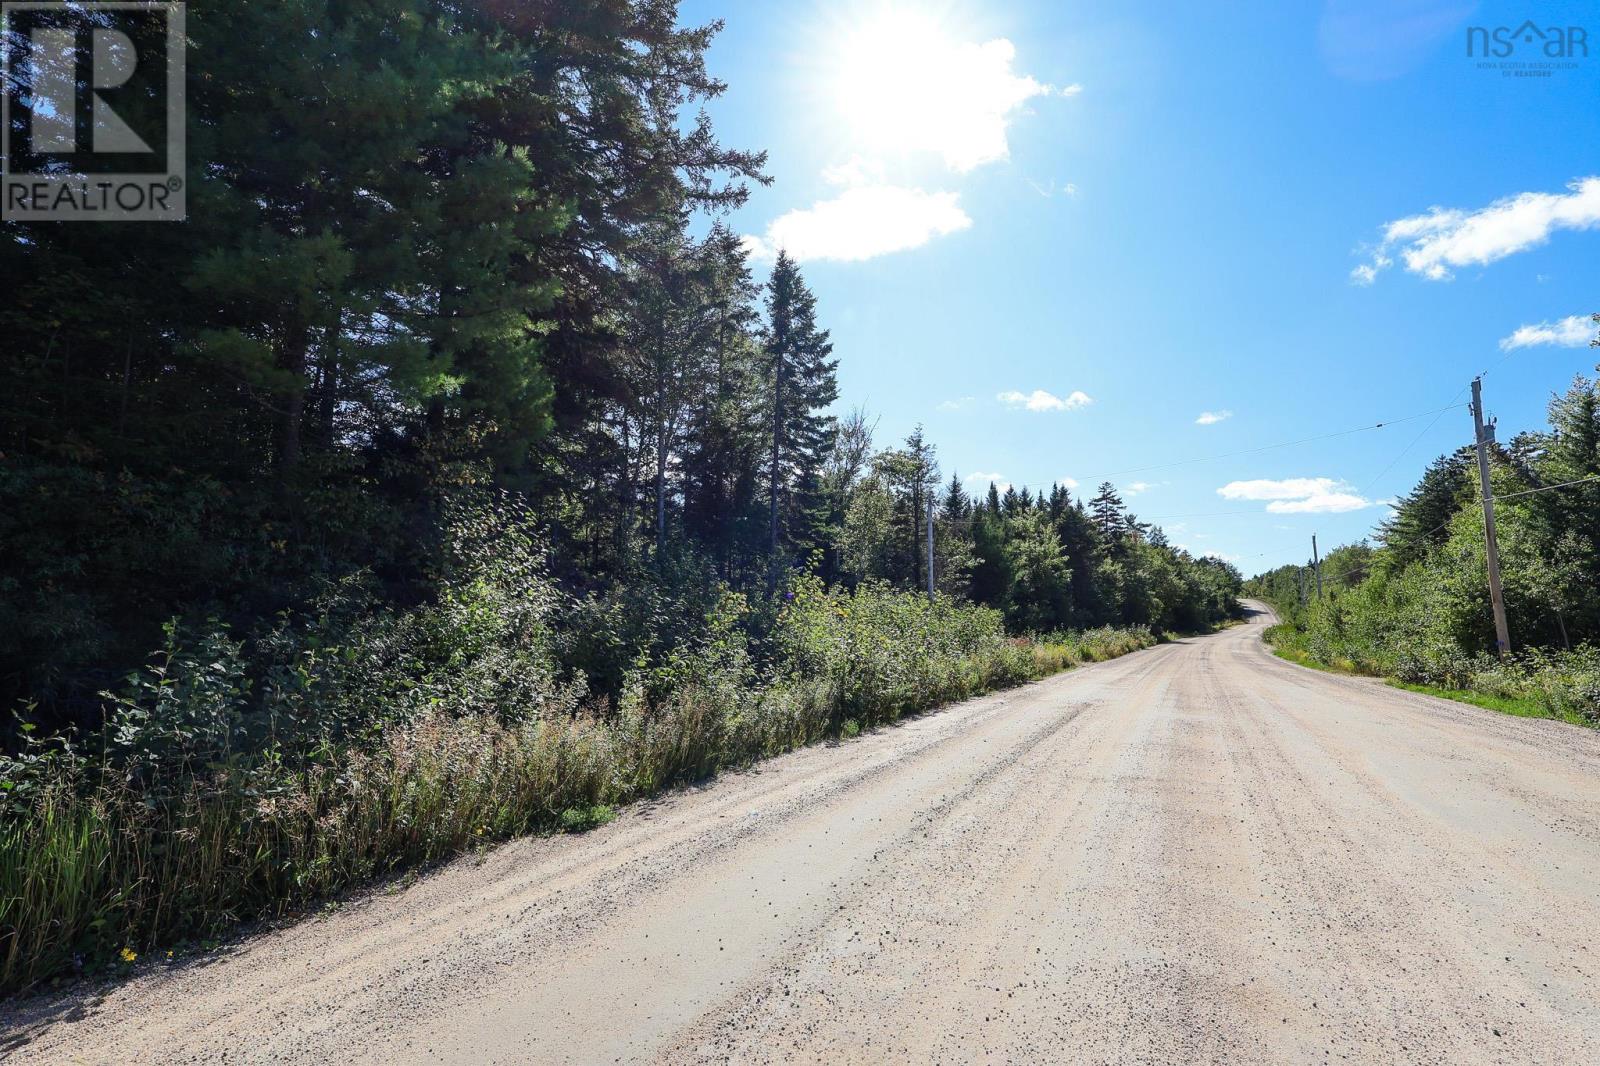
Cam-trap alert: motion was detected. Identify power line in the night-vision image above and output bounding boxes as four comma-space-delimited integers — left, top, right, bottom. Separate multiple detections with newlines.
1141, 506, 1262, 520
1239, 474, 1600, 573
1071, 401, 1469, 485
1492, 473, 1600, 502
1354, 384, 1470, 499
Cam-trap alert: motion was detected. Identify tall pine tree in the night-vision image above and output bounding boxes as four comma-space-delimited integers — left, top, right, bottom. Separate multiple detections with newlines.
763, 252, 838, 576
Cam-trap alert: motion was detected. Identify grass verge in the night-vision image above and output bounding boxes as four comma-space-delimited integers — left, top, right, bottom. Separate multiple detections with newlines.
1385, 681, 1593, 728
1263, 624, 1595, 729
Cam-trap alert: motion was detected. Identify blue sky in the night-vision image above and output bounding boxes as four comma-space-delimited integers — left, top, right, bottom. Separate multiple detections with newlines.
682, 0, 1600, 571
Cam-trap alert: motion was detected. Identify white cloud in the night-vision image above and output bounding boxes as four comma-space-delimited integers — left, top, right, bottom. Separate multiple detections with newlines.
744, 185, 972, 263
1499, 314, 1599, 351
833, 16, 1059, 173
820, 155, 888, 188
1055, 476, 1079, 490
1217, 477, 1374, 514
997, 388, 1092, 412
964, 471, 1010, 494
1353, 177, 1600, 283
937, 395, 977, 411
1027, 178, 1078, 199
1125, 481, 1153, 496
1195, 409, 1233, 426
747, 14, 1074, 268
1267, 493, 1371, 514
1219, 477, 1343, 501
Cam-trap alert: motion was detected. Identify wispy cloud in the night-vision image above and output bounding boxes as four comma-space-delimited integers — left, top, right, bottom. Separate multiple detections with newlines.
1217, 477, 1373, 514
937, 395, 977, 412
1026, 178, 1078, 199
997, 388, 1092, 412
964, 471, 1010, 494
819, 155, 888, 188
1055, 476, 1079, 490
1125, 481, 1153, 496
1195, 409, 1233, 426
1353, 177, 1600, 283
743, 186, 972, 263
1500, 314, 1599, 351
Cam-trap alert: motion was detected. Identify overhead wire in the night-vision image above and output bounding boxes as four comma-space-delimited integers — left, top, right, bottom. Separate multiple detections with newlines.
1068, 401, 1469, 486
1070, 363, 1590, 568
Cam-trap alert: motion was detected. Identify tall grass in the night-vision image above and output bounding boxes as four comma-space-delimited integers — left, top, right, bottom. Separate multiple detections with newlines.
0, 569, 1159, 996
1264, 621, 1600, 726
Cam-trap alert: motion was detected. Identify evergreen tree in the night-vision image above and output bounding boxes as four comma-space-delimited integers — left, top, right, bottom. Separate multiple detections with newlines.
1091, 482, 1129, 546
680, 224, 766, 577
901, 426, 939, 590
763, 252, 838, 572
1378, 448, 1474, 569
942, 475, 971, 523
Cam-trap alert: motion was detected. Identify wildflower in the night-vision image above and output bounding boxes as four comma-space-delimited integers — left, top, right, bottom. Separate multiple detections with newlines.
166, 950, 174, 960
120, 947, 137, 963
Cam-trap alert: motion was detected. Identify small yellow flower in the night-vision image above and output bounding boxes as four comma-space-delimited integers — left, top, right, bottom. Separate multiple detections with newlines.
120, 947, 137, 963
166, 951, 174, 960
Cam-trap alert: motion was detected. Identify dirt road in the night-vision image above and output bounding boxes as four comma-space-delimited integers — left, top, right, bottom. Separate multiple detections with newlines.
7, 604, 1600, 1064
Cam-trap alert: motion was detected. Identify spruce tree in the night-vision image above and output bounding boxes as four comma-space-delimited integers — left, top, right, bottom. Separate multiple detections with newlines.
763, 252, 838, 573
1091, 482, 1129, 545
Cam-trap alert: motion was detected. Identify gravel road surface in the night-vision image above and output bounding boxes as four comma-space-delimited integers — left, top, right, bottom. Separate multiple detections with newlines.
7, 603, 1599, 1064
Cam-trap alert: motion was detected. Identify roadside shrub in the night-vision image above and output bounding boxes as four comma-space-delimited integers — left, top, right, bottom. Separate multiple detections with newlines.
775, 576, 1030, 730
0, 525, 1163, 995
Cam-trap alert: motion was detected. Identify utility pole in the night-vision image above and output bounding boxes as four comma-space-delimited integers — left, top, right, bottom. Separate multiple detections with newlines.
926, 498, 936, 600
1471, 377, 1513, 656
1311, 535, 1323, 600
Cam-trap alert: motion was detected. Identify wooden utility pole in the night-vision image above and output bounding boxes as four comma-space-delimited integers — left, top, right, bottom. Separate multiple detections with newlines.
1471, 377, 1513, 656
926, 499, 936, 600
1311, 535, 1323, 600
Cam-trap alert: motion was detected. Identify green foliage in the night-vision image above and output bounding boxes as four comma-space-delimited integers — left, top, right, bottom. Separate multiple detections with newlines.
776, 576, 1033, 729
1249, 365, 1600, 727
0, 506, 1162, 994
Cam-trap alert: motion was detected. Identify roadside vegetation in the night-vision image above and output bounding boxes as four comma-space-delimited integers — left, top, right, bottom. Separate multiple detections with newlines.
0, 500, 1167, 994
0, 3, 1242, 994
1248, 360, 1600, 727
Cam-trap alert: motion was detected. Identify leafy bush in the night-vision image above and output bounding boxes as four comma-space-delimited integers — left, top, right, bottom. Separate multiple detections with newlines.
1264, 602, 1600, 727
0, 522, 1164, 994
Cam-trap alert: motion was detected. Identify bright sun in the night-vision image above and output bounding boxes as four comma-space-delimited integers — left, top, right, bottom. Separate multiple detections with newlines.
825, 4, 1049, 173
831, 8, 962, 151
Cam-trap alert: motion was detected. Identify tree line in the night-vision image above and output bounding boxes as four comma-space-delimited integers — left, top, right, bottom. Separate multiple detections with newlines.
1, 1, 1239, 737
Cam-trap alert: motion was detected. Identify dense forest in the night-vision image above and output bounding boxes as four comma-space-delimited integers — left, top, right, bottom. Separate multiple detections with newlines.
1247, 354, 1600, 724
0, 2, 1240, 992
